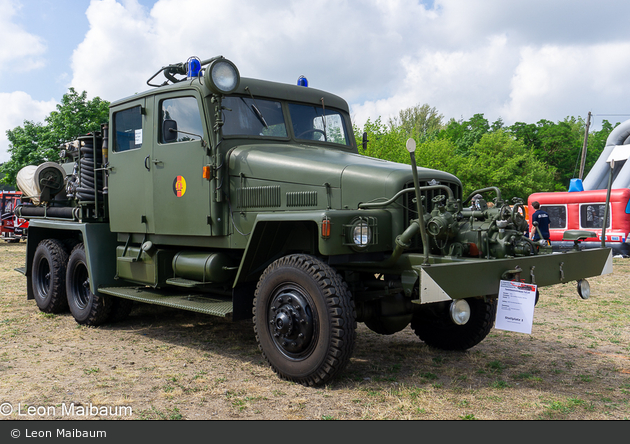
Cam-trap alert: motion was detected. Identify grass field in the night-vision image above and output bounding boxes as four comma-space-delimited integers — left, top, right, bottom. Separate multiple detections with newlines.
1, 241, 629, 420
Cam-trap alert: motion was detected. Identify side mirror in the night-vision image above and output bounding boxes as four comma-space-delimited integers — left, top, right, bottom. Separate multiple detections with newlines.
162, 119, 178, 143
362, 132, 369, 151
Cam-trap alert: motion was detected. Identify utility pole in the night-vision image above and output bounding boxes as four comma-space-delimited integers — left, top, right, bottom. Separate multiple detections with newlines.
579, 111, 592, 180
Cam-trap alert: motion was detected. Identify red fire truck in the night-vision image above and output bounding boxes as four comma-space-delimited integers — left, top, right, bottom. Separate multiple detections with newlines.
1, 191, 28, 242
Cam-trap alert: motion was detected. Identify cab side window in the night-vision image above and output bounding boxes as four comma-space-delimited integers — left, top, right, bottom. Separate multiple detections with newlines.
160, 97, 204, 144
113, 106, 143, 152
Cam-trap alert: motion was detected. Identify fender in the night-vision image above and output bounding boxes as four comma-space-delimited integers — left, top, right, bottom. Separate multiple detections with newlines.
233, 209, 392, 286
23, 220, 118, 297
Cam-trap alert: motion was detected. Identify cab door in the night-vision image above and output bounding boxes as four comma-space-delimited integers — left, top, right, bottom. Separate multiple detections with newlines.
108, 98, 155, 234
151, 91, 211, 236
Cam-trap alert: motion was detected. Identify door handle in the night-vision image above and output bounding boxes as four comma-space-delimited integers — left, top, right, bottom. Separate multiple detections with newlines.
152, 159, 164, 166
144, 155, 150, 171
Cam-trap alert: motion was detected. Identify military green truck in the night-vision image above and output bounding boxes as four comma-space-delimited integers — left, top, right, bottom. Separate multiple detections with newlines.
15, 55, 612, 386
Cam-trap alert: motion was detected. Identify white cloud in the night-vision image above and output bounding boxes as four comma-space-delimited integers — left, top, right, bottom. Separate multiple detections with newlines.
0, 92, 57, 163
0, 1, 54, 164
502, 43, 630, 124
70, 0, 156, 101
351, 33, 518, 126
68, 0, 630, 134
70, 0, 437, 103
0, 0, 47, 75
350, 0, 630, 129
6, 0, 630, 167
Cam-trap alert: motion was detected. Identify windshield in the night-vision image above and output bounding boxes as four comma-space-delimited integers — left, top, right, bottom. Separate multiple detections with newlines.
288, 103, 350, 146
222, 96, 287, 137
221, 95, 351, 147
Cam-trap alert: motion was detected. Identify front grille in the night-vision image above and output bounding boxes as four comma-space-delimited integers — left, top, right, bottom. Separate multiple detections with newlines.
403, 180, 462, 250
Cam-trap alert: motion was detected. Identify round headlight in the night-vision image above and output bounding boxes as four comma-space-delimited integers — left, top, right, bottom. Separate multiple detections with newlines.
352, 221, 372, 248
577, 279, 590, 300
450, 299, 471, 325
204, 58, 240, 94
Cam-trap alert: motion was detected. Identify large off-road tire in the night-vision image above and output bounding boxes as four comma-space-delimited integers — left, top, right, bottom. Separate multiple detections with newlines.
31, 239, 69, 313
253, 254, 357, 386
66, 243, 112, 326
410, 297, 497, 351
62, 238, 81, 254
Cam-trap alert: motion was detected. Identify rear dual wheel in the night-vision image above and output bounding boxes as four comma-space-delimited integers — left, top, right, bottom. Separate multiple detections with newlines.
31, 239, 69, 313
66, 243, 112, 326
65, 243, 133, 325
30, 239, 132, 324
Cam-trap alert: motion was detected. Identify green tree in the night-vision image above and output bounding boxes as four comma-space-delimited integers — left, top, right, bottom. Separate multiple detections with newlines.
355, 117, 464, 185
581, 119, 614, 179
414, 138, 462, 174
388, 103, 444, 142
507, 121, 540, 151
437, 113, 503, 153
537, 118, 583, 187
507, 117, 613, 190
1, 120, 48, 186
456, 131, 557, 201
355, 116, 552, 200
0, 88, 109, 186
354, 117, 408, 164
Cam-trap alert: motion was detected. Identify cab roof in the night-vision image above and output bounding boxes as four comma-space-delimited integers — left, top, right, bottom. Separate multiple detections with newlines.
111, 76, 350, 113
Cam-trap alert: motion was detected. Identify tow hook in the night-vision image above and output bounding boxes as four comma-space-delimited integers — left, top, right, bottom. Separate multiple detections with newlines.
501, 265, 522, 281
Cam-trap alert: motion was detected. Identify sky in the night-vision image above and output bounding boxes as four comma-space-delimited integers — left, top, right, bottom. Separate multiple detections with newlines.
1, 0, 630, 163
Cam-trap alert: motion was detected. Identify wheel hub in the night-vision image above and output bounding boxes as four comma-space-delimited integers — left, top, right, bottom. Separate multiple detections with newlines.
268, 289, 314, 356
274, 311, 292, 335
35, 260, 51, 298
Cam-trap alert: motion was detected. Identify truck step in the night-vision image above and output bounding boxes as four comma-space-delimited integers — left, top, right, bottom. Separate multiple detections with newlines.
98, 286, 233, 318
165, 277, 214, 288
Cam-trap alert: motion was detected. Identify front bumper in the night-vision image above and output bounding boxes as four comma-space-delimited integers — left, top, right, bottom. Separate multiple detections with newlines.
401, 248, 613, 303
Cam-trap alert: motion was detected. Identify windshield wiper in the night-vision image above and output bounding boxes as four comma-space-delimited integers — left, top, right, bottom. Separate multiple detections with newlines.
251, 104, 268, 129
244, 87, 269, 129
320, 97, 327, 136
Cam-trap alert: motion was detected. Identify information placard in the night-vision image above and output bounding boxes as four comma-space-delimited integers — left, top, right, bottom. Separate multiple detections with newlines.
495, 280, 537, 334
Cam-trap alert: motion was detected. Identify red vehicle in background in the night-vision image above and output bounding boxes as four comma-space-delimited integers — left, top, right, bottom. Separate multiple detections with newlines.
526, 117, 630, 257
527, 188, 630, 256
1, 191, 28, 242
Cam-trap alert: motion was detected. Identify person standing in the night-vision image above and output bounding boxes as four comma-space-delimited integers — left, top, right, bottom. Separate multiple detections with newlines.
530, 201, 550, 243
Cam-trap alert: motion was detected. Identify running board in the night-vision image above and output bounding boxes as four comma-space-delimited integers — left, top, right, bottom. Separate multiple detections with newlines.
98, 286, 233, 318
165, 277, 219, 288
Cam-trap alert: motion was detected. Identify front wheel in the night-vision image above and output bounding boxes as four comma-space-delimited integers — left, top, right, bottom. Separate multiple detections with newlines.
410, 297, 497, 351
66, 243, 112, 326
253, 254, 356, 386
